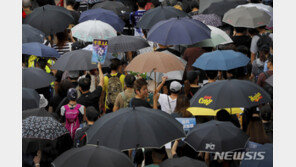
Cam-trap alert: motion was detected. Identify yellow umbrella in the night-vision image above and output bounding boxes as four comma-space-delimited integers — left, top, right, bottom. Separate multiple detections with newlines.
187, 107, 243, 116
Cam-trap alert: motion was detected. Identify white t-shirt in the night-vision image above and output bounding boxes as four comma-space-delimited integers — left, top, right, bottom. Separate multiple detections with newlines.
158, 94, 177, 115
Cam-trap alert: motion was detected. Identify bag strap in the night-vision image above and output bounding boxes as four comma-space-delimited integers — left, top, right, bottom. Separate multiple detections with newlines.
121, 92, 127, 102
74, 104, 81, 110
167, 95, 172, 113
129, 98, 134, 108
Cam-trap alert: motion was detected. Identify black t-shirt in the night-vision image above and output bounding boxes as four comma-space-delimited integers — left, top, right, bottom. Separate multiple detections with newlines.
187, 87, 200, 100
77, 86, 103, 111
231, 35, 251, 52
130, 98, 152, 108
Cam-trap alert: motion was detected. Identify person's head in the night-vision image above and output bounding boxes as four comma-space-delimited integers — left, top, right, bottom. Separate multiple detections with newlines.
216, 109, 232, 122
85, 106, 99, 123
66, 0, 75, 7
58, 79, 73, 97
110, 58, 122, 72
234, 27, 247, 34
174, 94, 192, 117
246, 116, 271, 144
187, 71, 199, 84
151, 147, 166, 164
267, 54, 273, 70
190, 1, 199, 11
170, 81, 182, 94
67, 88, 78, 101
260, 104, 272, 122
68, 71, 80, 81
78, 77, 91, 92
205, 70, 218, 80
36, 57, 48, 71
248, 28, 259, 36
56, 29, 69, 49
22, 0, 31, 9
137, 0, 147, 9
134, 78, 149, 99
258, 45, 270, 62
250, 0, 261, 3
125, 74, 136, 88
256, 25, 267, 32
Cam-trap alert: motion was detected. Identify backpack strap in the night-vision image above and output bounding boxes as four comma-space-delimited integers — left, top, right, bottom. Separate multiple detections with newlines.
64, 104, 70, 110
116, 73, 122, 78
74, 104, 81, 110
167, 95, 172, 113
121, 92, 127, 102
129, 98, 134, 108
107, 73, 112, 78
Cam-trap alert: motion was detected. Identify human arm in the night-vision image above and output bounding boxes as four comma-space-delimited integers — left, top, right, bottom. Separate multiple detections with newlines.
156, 76, 167, 93
98, 63, 104, 87
33, 150, 41, 167
171, 140, 179, 157
113, 93, 122, 112
153, 93, 160, 109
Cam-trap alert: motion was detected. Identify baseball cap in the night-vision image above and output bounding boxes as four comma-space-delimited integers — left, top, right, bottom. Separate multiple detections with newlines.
67, 88, 78, 101
170, 81, 182, 92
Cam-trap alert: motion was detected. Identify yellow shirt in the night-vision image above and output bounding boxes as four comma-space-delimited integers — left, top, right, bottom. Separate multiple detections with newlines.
103, 73, 125, 109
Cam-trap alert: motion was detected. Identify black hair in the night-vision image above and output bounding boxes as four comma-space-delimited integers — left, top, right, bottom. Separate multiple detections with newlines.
110, 58, 122, 71
86, 106, 99, 122
66, 0, 75, 6
260, 104, 272, 121
187, 71, 199, 84
205, 70, 218, 80
56, 29, 69, 49
124, 74, 136, 88
216, 109, 232, 122
58, 79, 73, 97
267, 54, 273, 64
190, 1, 199, 10
234, 27, 247, 34
78, 78, 91, 92
257, 34, 272, 53
36, 57, 48, 70
248, 28, 259, 36
250, 0, 261, 3
134, 149, 144, 165
137, 0, 147, 8
36, 0, 55, 6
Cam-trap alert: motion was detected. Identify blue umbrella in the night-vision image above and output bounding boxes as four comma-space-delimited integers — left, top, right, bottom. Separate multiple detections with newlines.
22, 42, 60, 58
22, 24, 45, 43
78, 8, 125, 32
147, 17, 211, 45
192, 50, 250, 71
241, 143, 273, 167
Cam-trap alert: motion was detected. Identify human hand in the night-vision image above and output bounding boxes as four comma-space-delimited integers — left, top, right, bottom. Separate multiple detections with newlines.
97, 62, 102, 70
33, 150, 41, 165
161, 76, 168, 83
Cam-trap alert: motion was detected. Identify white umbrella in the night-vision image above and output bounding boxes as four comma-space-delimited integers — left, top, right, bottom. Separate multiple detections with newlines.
147, 51, 187, 83
236, 3, 273, 28
72, 20, 117, 42
191, 25, 233, 47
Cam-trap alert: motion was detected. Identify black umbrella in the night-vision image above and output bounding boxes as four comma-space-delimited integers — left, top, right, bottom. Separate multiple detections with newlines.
24, 5, 74, 35
160, 156, 207, 167
52, 145, 134, 167
92, 1, 129, 16
240, 144, 273, 167
22, 116, 71, 153
136, 6, 188, 30
51, 50, 97, 71
86, 107, 185, 151
108, 35, 150, 53
189, 79, 272, 110
22, 88, 40, 111
22, 68, 56, 89
202, 0, 247, 18
22, 24, 45, 43
184, 120, 249, 152
22, 107, 54, 119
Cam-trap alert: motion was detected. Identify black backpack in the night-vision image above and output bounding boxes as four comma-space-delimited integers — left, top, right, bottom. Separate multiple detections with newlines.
257, 33, 273, 53
263, 72, 273, 99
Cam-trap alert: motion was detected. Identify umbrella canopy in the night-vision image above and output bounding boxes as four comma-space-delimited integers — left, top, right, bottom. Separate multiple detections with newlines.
192, 14, 222, 27
125, 52, 185, 73
222, 7, 271, 28
91, 1, 128, 16
240, 143, 273, 167
265, 75, 273, 87
189, 79, 272, 110
22, 42, 60, 58
52, 145, 134, 167
22, 116, 70, 152
51, 50, 97, 71
22, 88, 40, 111
22, 68, 56, 89
190, 25, 233, 47
192, 50, 250, 70
86, 107, 185, 151
160, 156, 207, 167
187, 107, 243, 116
108, 35, 150, 53
72, 20, 117, 42
198, 0, 239, 13
202, 0, 247, 18
137, 6, 188, 30
76, 0, 103, 4
184, 120, 249, 152
147, 17, 211, 45
24, 5, 74, 35
22, 107, 54, 119
22, 24, 45, 43
78, 8, 125, 32
236, 3, 273, 28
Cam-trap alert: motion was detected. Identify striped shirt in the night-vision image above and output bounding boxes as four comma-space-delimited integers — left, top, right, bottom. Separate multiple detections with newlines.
52, 42, 73, 56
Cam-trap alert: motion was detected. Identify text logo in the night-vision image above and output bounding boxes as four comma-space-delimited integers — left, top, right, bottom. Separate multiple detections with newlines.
249, 93, 263, 102
205, 143, 215, 150
214, 151, 266, 161
199, 96, 213, 106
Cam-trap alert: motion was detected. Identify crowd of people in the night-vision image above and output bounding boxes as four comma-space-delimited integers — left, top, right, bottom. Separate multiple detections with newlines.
22, 0, 273, 167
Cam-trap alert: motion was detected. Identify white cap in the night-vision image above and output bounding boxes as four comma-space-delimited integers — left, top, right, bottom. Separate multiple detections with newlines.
170, 81, 182, 92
